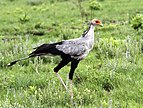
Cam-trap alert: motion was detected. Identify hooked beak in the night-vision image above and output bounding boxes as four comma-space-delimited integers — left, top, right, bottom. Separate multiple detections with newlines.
99, 23, 103, 27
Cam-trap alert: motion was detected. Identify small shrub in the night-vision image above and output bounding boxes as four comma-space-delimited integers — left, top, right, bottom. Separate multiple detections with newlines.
19, 13, 30, 24
130, 13, 143, 30
89, 0, 102, 10
102, 79, 114, 92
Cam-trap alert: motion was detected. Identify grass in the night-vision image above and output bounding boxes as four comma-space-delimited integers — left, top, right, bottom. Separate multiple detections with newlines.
0, 0, 143, 107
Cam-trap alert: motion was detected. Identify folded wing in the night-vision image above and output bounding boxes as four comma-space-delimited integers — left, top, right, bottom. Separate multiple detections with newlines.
56, 40, 88, 57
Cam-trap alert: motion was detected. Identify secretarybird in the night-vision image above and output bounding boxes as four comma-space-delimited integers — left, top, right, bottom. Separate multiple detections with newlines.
7, 19, 103, 98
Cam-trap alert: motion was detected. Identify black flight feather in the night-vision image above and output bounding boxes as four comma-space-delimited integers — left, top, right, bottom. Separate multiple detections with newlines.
29, 41, 64, 57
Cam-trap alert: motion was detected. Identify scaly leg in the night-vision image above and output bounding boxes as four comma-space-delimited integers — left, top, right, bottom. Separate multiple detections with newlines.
56, 73, 68, 91
66, 74, 69, 88
70, 79, 73, 99
69, 60, 80, 104
70, 80, 74, 105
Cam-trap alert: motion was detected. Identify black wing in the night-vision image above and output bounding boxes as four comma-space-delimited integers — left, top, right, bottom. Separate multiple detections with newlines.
29, 41, 64, 57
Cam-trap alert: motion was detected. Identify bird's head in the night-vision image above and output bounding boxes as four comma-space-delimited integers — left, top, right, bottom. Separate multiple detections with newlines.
90, 19, 103, 26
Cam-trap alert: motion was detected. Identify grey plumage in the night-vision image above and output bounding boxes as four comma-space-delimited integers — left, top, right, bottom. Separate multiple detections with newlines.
56, 39, 88, 59
56, 24, 95, 60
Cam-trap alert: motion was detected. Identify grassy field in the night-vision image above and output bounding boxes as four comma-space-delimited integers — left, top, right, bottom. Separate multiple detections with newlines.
0, 0, 143, 107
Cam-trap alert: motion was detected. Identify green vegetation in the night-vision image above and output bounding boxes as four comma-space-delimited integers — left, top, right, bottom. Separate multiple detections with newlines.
130, 13, 143, 30
89, 0, 102, 10
0, 0, 143, 107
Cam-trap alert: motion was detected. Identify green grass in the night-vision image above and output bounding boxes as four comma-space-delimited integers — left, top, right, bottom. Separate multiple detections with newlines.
0, 0, 143, 107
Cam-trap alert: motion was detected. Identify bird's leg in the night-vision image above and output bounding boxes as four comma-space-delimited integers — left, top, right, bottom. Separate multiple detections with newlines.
69, 59, 80, 104
66, 74, 69, 88
69, 79, 74, 106
54, 56, 71, 90
69, 79, 73, 99
55, 73, 68, 91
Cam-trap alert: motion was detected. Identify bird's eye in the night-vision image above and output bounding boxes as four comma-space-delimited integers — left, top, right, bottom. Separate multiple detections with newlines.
95, 20, 100, 23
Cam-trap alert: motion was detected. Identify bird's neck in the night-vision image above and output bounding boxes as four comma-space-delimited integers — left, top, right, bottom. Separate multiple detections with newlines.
82, 24, 95, 38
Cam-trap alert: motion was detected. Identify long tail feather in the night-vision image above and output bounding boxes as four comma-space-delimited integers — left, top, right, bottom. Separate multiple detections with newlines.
7, 42, 63, 67
7, 57, 30, 67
